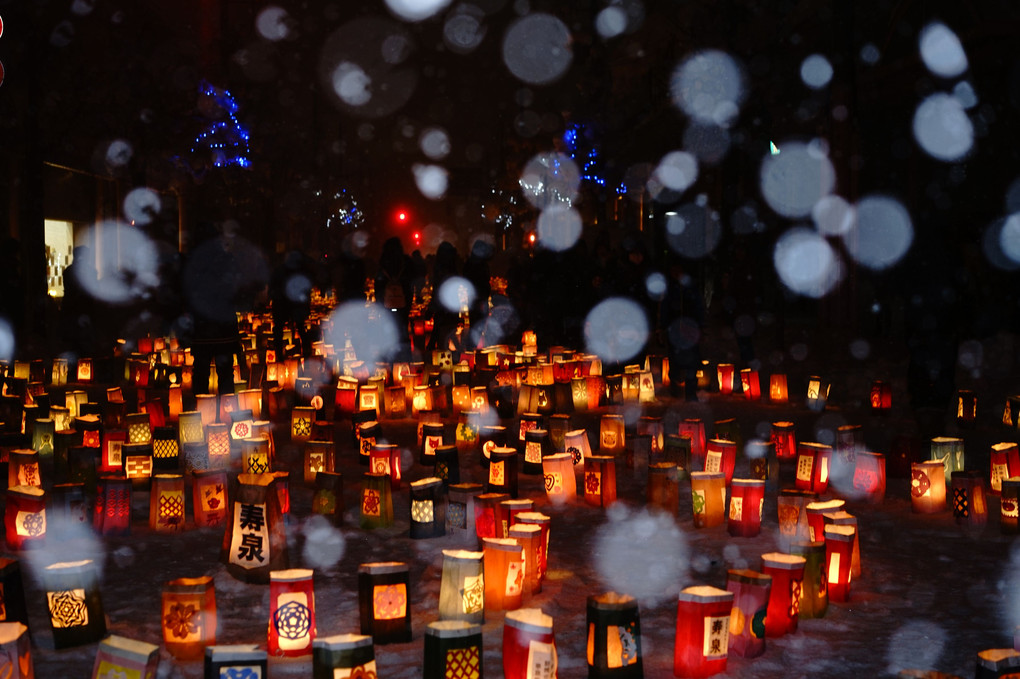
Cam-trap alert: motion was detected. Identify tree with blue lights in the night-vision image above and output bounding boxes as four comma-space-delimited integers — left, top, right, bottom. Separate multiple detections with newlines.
191, 79, 251, 169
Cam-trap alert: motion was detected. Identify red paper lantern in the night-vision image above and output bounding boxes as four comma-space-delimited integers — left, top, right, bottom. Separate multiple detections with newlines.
739, 368, 761, 400
725, 569, 771, 658
870, 379, 892, 412
727, 479, 765, 537
674, 585, 734, 678
704, 439, 737, 485
483, 538, 525, 612
990, 442, 1020, 495
794, 442, 832, 493
823, 525, 856, 602
268, 568, 316, 657
761, 553, 806, 637
503, 608, 556, 679
4, 486, 47, 551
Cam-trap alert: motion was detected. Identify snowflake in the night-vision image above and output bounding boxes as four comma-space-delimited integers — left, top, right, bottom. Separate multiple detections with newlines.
585, 472, 601, 495
272, 600, 311, 640
164, 602, 199, 639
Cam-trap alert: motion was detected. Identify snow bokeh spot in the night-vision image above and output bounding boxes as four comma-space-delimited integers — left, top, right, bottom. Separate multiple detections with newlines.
520, 152, 581, 210
842, 195, 914, 270
760, 140, 837, 219
584, 297, 649, 363
123, 188, 161, 227
413, 163, 448, 199
800, 54, 833, 89
420, 127, 451, 160
536, 205, 583, 252
885, 620, 947, 675
774, 227, 842, 298
595, 505, 689, 605
670, 49, 746, 127
502, 13, 573, 85
324, 302, 400, 365
437, 276, 477, 313
74, 222, 160, 304
301, 515, 346, 570
255, 6, 293, 41
385, 0, 452, 22
913, 93, 973, 162
919, 21, 968, 78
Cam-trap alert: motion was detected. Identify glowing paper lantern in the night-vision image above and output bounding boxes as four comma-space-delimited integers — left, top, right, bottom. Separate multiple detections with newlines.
268, 568, 316, 657
125, 412, 152, 446
311, 471, 344, 526
482, 537, 525, 612
542, 453, 576, 505
930, 436, 965, 484
740, 368, 761, 400
204, 645, 267, 678
823, 510, 861, 578
240, 437, 271, 475
76, 357, 93, 384
439, 549, 485, 624
178, 411, 205, 446
447, 482, 484, 544
424, 620, 483, 679
788, 540, 827, 619
193, 469, 229, 528
991, 442, 1020, 495
93, 475, 131, 536
823, 524, 856, 602
600, 414, 626, 455
360, 472, 393, 529
479, 424, 507, 468
911, 460, 946, 513
91, 635, 159, 679
728, 479, 765, 537
4, 486, 46, 551
648, 462, 680, 516
690, 471, 726, 529
0, 622, 32, 678
32, 418, 55, 458
805, 375, 830, 411
586, 592, 642, 677
497, 499, 534, 539
503, 608, 556, 679
509, 523, 543, 595
150, 473, 187, 533
725, 569, 771, 658
956, 389, 978, 425
679, 419, 707, 470
795, 442, 832, 493
455, 411, 480, 454
356, 420, 381, 467
487, 446, 519, 498
7, 450, 40, 489
564, 428, 592, 470
976, 648, 1020, 678
43, 559, 106, 648
410, 477, 445, 539
584, 455, 617, 508
760, 553, 806, 637
769, 374, 788, 403
637, 416, 664, 464
674, 585, 734, 678
523, 428, 548, 476
852, 451, 886, 504
290, 406, 316, 443
221, 473, 287, 583
952, 470, 988, 529
1002, 478, 1020, 534
704, 439, 737, 485
303, 440, 335, 486
806, 499, 844, 542
870, 379, 891, 412
421, 421, 446, 466
358, 561, 411, 644
162, 575, 217, 660
716, 363, 736, 394
312, 633, 376, 678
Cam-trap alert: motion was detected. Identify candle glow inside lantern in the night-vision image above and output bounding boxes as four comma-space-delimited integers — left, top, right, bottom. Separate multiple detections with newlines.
870, 379, 892, 412
952, 470, 988, 529
360, 472, 393, 529
564, 428, 592, 471
410, 477, 445, 539
740, 368, 761, 400
852, 451, 886, 503
193, 469, 229, 528
43, 559, 106, 648
679, 419, 707, 470
91, 635, 159, 679
483, 537, 525, 612
991, 442, 1020, 495
728, 479, 765, 537
930, 436, 965, 483
509, 523, 543, 595
94, 475, 132, 536
805, 375, 830, 411
439, 549, 485, 624
911, 460, 946, 513
760, 553, 806, 637
479, 424, 507, 467
956, 389, 978, 424
5, 486, 47, 551
503, 608, 557, 679
421, 421, 446, 465
487, 446, 519, 498
289, 406, 316, 443
424, 620, 484, 679
704, 439, 737, 485
221, 473, 287, 583
542, 453, 576, 505
725, 569, 771, 658
648, 462, 680, 516
1001, 478, 1020, 534
600, 414, 626, 455
716, 363, 735, 395
769, 373, 788, 403
823, 510, 861, 578
523, 428, 548, 476
357, 420, 382, 467
312, 633, 376, 678
434, 444, 460, 489
586, 592, 642, 677
162, 575, 217, 660
447, 483, 484, 543
795, 442, 832, 493
150, 473, 187, 533
205, 644, 266, 679
584, 455, 617, 508
7, 450, 40, 489
358, 561, 412, 644
823, 524, 856, 602
770, 421, 796, 460
268, 568, 316, 657
806, 499, 844, 542
788, 540, 828, 619
674, 585, 734, 678
303, 440, 335, 486
690, 471, 727, 529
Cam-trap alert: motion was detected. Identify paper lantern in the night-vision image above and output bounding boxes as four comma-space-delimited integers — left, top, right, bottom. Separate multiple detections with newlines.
522, 428, 548, 476
268, 568, 316, 657
1002, 478, 1020, 534
431, 444, 459, 490
503, 608, 556, 679
746, 440, 778, 491
911, 460, 946, 513
587, 592, 642, 677
312, 633, 375, 679
358, 380, 382, 413
0, 622, 31, 678
424, 621, 483, 679
929, 436, 965, 484
358, 561, 411, 644
360, 472, 393, 529
204, 644, 267, 679
497, 499, 534, 539
727, 479, 765, 537
32, 417, 55, 458
823, 510, 861, 578
303, 440, 335, 486
509, 523, 543, 595
4, 486, 46, 551
690, 471, 726, 529
674, 585, 733, 678
991, 442, 1020, 495
0, 558, 30, 630
584, 455, 617, 508
852, 451, 886, 504
240, 437, 271, 475
150, 473, 187, 533
178, 411, 205, 447
663, 435, 692, 476
311, 471, 344, 526
193, 469, 229, 528
384, 385, 408, 419
805, 375, 830, 411
952, 470, 988, 529
93, 475, 131, 536
91, 635, 159, 679
716, 363, 735, 394
795, 442, 832, 493
162, 575, 217, 660
76, 357, 93, 383
870, 379, 892, 412
542, 453, 576, 505
648, 462, 680, 516
290, 406, 316, 444
455, 410, 480, 454
725, 569, 771, 658
788, 541, 827, 619
679, 419, 707, 470
823, 524, 856, 602
356, 420, 381, 467
769, 373, 788, 403
447, 483, 484, 543
636, 416, 664, 464
410, 477, 445, 539
221, 473, 287, 583
334, 376, 359, 415
956, 389, 978, 425
421, 421, 446, 466
487, 446, 519, 498
600, 414, 626, 457
439, 549, 485, 623
704, 439, 737, 485
806, 499, 844, 542
43, 559, 106, 648
479, 424, 507, 468
833, 424, 862, 482
976, 649, 1020, 678
125, 412, 152, 446
7, 450, 40, 489
152, 426, 180, 471
564, 428, 592, 470
474, 492, 509, 544
413, 385, 434, 415
760, 553, 806, 637
740, 368, 761, 400
482, 537, 525, 612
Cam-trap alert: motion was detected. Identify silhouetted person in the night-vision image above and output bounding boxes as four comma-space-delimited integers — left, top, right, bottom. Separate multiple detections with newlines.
375, 236, 413, 361
425, 241, 461, 354
662, 259, 705, 401
270, 250, 314, 357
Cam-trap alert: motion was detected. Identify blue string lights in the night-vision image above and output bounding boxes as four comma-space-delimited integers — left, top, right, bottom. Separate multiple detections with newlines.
191, 79, 251, 168
564, 122, 627, 194
323, 188, 365, 229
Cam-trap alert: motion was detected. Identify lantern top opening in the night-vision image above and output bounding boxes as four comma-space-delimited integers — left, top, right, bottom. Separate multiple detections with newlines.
761, 553, 807, 570
270, 568, 314, 582
504, 607, 553, 631
678, 585, 733, 602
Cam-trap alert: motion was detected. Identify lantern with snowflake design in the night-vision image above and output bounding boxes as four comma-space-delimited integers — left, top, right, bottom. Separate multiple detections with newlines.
289, 406, 316, 444
360, 472, 393, 530
586, 592, 642, 677
268, 569, 316, 657
410, 477, 445, 539
150, 473, 187, 533
312, 633, 377, 679
725, 569, 771, 659
162, 575, 217, 660
91, 634, 159, 679
760, 553, 806, 637
43, 559, 106, 648
911, 460, 946, 513
674, 585, 734, 678
204, 644, 267, 679
483, 537, 525, 612
358, 562, 411, 644
439, 549, 485, 624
